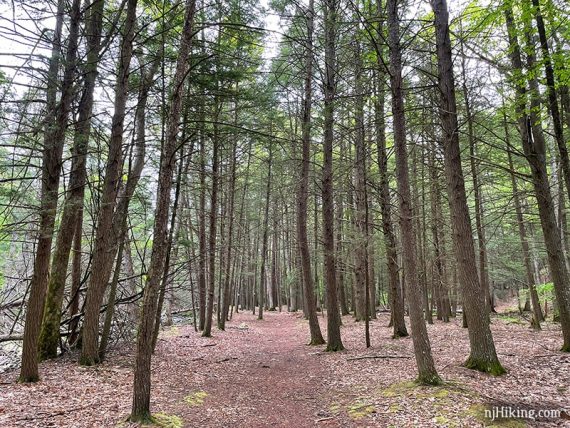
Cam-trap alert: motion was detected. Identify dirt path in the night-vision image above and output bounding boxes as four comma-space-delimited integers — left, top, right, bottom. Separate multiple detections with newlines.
163, 311, 333, 427
1, 310, 569, 427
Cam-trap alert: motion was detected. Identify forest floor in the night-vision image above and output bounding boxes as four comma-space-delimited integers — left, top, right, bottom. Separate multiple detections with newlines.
0, 309, 569, 427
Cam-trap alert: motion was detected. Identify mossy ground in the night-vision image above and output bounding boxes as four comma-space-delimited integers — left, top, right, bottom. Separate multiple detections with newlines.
183, 390, 208, 406
151, 412, 183, 428
347, 400, 376, 419
466, 404, 527, 427
497, 315, 524, 325
376, 379, 489, 426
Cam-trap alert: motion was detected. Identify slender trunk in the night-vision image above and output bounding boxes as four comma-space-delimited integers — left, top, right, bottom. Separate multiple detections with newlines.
219, 131, 238, 329
81, 0, 138, 365
68, 208, 84, 345
130, 0, 196, 420
353, 31, 368, 324
258, 143, 273, 320
503, 111, 543, 328
531, 0, 570, 206
503, 0, 570, 350
387, 0, 440, 384
375, 0, 407, 337
198, 131, 207, 330
203, 111, 220, 336
322, 0, 344, 352
152, 149, 188, 350
296, 0, 325, 343
98, 236, 125, 360
460, 44, 492, 314
20, 0, 80, 382
429, 145, 450, 322
37, 0, 105, 360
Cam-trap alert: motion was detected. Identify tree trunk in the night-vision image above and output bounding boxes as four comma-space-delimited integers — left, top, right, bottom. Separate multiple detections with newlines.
130, 0, 196, 421
460, 45, 492, 314
219, 121, 238, 329
431, 0, 504, 374
68, 208, 84, 345
294, 0, 325, 343
257, 142, 272, 320
503, 110, 543, 328
503, 0, 570, 350
531, 0, 570, 207
19, 0, 80, 382
203, 108, 220, 336
387, 0, 440, 384
152, 148, 188, 350
37, 0, 105, 360
322, 0, 344, 352
374, 0, 407, 337
353, 30, 368, 324
198, 130, 207, 330
80, 0, 138, 366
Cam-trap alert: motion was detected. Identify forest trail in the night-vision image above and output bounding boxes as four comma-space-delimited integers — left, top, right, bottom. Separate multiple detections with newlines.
1, 310, 569, 427
168, 310, 332, 427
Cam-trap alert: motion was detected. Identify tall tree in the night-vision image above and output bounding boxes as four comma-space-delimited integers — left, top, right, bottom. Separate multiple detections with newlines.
387, 0, 440, 384
19, 0, 81, 382
80, 0, 139, 365
37, 0, 106, 360
431, 0, 504, 374
130, 0, 197, 420
322, 0, 344, 352
374, 0, 408, 338
297, 0, 325, 345
503, 0, 570, 350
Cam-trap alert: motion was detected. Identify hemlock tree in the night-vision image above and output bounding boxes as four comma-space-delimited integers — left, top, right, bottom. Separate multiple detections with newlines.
130, 0, 197, 421
322, 0, 344, 352
431, 0, 504, 374
387, 0, 440, 385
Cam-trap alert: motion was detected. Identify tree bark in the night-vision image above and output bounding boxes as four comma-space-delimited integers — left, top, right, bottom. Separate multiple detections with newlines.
80, 0, 138, 366
203, 107, 220, 336
374, 0, 407, 337
257, 142, 272, 320
198, 129, 207, 330
503, 0, 570, 350
37, 0, 105, 360
297, 0, 325, 344
505, 133, 544, 328
19, 0, 80, 382
387, 0, 440, 384
460, 46, 492, 314
530, 0, 570, 207
322, 0, 344, 352
353, 30, 368, 324
431, 0, 504, 374
130, 0, 196, 421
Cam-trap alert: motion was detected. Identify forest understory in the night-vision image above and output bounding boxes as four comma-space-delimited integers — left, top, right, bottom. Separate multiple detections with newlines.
1, 309, 568, 428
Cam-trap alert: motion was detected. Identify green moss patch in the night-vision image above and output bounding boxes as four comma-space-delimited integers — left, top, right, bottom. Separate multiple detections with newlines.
380, 380, 452, 399
184, 391, 208, 406
497, 315, 524, 325
381, 380, 417, 397
347, 400, 376, 420
329, 403, 341, 414
465, 404, 527, 427
151, 412, 183, 428
434, 415, 458, 427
